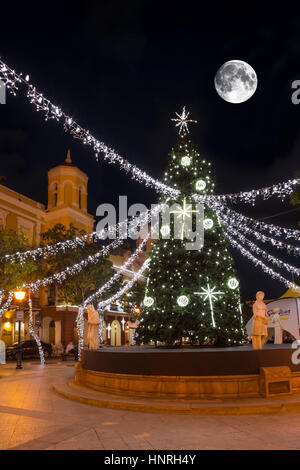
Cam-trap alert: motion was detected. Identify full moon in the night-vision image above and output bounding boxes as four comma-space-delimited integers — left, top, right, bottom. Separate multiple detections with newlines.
214, 60, 257, 104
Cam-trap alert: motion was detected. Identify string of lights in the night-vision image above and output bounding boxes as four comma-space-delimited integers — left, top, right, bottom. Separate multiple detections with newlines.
98, 310, 105, 346
0, 59, 299, 206
0, 291, 13, 319
218, 211, 300, 256
83, 233, 150, 307
224, 230, 300, 290
201, 179, 299, 204
77, 306, 84, 360
215, 203, 300, 241
97, 259, 150, 311
224, 225, 300, 277
28, 292, 45, 365
27, 238, 123, 292
3, 203, 163, 264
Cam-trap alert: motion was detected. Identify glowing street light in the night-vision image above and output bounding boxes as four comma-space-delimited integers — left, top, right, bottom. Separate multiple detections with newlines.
14, 290, 26, 301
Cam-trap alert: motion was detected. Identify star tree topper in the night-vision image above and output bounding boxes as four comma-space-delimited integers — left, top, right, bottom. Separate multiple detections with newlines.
171, 106, 197, 134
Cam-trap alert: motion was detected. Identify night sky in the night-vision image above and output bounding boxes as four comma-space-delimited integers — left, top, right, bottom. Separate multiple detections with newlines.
0, 2, 299, 300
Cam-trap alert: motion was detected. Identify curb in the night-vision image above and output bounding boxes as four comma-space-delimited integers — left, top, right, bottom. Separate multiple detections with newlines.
52, 382, 300, 415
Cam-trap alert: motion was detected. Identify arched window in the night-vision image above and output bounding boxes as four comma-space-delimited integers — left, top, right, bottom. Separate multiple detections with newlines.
78, 186, 82, 209
0, 212, 5, 229
64, 182, 72, 205
53, 183, 58, 207
110, 320, 121, 346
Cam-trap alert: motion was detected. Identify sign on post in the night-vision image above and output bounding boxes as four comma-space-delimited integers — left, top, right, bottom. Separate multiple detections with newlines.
16, 311, 24, 321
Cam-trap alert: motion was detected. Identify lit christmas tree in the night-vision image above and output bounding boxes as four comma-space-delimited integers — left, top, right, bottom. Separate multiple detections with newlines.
137, 108, 247, 347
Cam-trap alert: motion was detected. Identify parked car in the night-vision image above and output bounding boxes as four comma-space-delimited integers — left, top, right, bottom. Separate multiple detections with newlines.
6, 340, 52, 360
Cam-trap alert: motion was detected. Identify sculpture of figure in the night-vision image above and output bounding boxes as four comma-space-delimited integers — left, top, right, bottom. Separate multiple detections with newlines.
272, 308, 283, 345
251, 291, 269, 350
86, 304, 99, 350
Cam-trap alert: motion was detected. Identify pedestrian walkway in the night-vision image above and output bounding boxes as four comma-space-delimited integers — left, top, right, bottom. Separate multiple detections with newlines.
0, 362, 300, 450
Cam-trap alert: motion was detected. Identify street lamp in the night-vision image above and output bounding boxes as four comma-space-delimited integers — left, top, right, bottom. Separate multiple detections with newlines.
14, 290, 26, 370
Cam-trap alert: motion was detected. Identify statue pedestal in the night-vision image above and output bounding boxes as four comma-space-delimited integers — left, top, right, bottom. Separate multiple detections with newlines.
260, 366, 292, 397
76, 345, 300, 400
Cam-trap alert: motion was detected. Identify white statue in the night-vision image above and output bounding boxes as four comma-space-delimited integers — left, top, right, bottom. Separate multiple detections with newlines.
251, 291, 269, 350
272, 308, 283, 345
86, 304, 99, 350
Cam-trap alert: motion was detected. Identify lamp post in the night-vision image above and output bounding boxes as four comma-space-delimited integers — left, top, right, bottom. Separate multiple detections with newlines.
14, 290, 26, 370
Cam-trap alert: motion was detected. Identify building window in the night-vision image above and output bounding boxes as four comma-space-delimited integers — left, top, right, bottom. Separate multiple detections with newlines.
48, 284, 56, 306
53, 183, 58, 207
78, 186, 82, 209
0, 212, 5, 229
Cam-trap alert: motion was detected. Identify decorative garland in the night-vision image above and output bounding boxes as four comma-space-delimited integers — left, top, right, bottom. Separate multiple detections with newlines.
215, 203, 300, 241
3, 202, 163, 264
97, 259, 149, 311
0, 291, 13, 319
27, 238, 123, 292
225, 225, 300, 277
225, 231, 299, 290
28, 291, 45, 365
83, 233, 150, 307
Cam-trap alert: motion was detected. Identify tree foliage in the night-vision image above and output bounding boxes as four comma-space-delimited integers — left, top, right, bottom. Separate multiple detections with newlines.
137, 133, 247, 347
0, 228, 38, 293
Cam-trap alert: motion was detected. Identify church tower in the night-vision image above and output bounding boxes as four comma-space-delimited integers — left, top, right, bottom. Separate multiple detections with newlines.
45, 149, 94, 233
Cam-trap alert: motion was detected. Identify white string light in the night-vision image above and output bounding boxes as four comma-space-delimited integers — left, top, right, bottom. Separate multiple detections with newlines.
224, 231, 299, 289
97, 259, 149, 312
27, 238, 122, 292
216, 203, 300, 241
28, 292, 45, 365
3, 202, 163, 264
98, 310, 105, 346
77, 306, 84, 360
219, 213, 300, 256
224, 225, 300, 277
0, 291, 13, 319
83, 233, 150, 307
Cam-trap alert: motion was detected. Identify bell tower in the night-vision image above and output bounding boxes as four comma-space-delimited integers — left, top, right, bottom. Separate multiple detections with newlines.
45, 149, 94, 232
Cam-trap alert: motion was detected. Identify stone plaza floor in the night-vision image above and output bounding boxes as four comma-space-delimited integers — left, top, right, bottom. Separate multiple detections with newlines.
0, 361, 300, 450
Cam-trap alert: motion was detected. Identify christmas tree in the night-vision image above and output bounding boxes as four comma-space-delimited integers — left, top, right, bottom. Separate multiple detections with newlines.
137, 109, 247, 347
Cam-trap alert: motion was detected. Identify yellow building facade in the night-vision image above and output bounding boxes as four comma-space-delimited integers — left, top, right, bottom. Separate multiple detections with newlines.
0, 149, 94, 243
0, 150, 95, 347
46, 149, 94, 232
